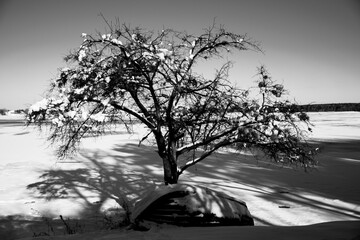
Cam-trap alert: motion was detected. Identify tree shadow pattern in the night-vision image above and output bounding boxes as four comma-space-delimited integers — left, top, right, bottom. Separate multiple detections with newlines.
27, 144, 165, 219
3, 139, 358, 238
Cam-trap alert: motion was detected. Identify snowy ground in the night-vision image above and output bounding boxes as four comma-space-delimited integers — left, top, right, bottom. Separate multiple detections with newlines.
0, 112, 359, 239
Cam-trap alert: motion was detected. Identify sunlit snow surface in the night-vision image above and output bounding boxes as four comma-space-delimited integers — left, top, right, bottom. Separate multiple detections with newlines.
0, 112, 359, 239
307, 112, 360, 140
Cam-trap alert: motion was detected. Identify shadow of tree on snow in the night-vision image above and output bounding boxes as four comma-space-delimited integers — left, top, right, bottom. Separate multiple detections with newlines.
25, 139, 360, 230
27, 144, 164, 219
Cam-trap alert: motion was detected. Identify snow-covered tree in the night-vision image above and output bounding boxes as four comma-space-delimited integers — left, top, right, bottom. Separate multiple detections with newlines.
27, 24, 316, 184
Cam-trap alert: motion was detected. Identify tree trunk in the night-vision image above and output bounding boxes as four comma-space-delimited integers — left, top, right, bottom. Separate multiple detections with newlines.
154, 132, 179, 184
162, 155, 179, 185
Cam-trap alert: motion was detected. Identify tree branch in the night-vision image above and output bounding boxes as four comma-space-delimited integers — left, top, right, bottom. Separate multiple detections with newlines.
109, 101, 156, 130
176, 125, 238, 157
178, 138, 234, 175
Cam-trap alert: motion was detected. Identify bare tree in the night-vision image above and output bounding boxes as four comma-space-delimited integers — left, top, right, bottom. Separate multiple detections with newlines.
27, 23, 316, 185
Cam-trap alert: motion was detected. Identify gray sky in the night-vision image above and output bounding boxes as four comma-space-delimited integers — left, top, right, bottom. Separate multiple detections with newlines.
0, 0, 359, 109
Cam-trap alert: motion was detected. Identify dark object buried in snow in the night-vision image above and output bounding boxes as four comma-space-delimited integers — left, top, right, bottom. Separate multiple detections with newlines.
131, 184, 254, 227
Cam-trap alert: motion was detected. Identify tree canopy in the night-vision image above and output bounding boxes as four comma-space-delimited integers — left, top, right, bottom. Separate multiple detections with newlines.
27, 23, 317, 184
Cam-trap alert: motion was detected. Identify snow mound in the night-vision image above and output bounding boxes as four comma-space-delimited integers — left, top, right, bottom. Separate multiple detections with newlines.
131, 184, 254, 227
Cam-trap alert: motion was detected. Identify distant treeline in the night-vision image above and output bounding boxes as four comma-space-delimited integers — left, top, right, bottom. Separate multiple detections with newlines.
296, 103, 360, 112
1, 103, 359, 116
